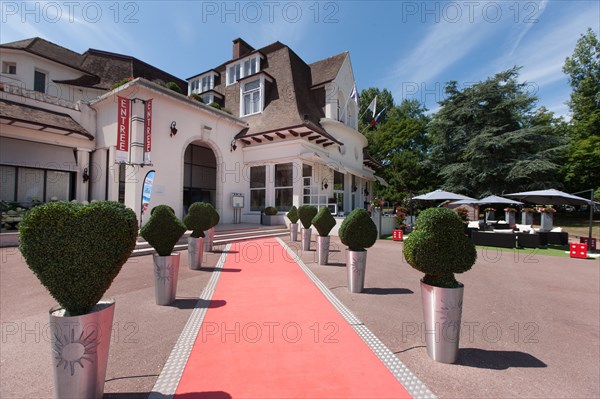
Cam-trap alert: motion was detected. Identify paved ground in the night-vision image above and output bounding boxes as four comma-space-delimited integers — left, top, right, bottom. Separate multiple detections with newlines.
1, 234, 599, 398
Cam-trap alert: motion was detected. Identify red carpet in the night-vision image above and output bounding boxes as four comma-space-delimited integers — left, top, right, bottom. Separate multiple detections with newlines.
175, 238, 412, 399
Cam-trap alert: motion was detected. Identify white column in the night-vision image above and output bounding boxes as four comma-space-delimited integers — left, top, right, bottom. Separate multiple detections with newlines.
293, 160, 303, 207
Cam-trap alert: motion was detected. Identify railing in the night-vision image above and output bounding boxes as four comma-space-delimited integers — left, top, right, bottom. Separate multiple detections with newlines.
0, 82, 79, 110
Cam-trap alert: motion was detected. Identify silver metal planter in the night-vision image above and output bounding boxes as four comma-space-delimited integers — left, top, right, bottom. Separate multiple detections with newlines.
346, 249, 367, 293
522, 212, 534, 225
290, 223, 298, 241
301, 227, 312, 251
49, 299, 115, 399
317, 235, 330, 265
188, 237, 205, 270
420, 280, 464, 364
204, 228, 215, 252
540, 213, 553, 232
153, 253, 180, 305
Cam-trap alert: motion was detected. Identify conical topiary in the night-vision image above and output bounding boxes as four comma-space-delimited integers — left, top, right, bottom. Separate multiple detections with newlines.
403, 207, 477, 288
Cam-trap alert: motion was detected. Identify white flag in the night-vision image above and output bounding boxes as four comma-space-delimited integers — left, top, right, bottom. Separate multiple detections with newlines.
367, 96, 377, 117
349, 85, 359, 108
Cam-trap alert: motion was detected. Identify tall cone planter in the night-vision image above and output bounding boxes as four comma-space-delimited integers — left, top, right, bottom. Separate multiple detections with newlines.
317, 236, 330, 265
301, 227, 312, 251
50, 299, 115, 399
338, 209, 378, 293
421, 281, 464, 363
346, 250, 367, 292
204, 227, 215, 252
403, 207, 476, 364
290, 223, 298, 241
188, 237, 205, 270
153, 253, 180, 305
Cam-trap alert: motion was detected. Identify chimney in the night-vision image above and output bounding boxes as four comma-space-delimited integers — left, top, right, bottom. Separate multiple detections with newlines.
232, 38, 254, 60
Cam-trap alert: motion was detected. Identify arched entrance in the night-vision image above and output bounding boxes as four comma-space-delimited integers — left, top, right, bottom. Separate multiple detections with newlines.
183, 142, 217, 214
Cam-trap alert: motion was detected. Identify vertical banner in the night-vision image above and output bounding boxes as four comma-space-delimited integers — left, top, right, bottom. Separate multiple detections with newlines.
141, 170, 155, 214
116, 96, 130, 163
144, 99, 152, 163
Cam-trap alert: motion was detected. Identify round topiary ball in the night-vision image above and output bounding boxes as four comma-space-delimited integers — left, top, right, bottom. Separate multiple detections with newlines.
339, 208, 378, 251
264, 206, 278, 216
403, 207, 477, 288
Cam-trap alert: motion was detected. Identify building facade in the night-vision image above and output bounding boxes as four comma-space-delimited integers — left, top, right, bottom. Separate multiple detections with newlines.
1, 37, 378, 227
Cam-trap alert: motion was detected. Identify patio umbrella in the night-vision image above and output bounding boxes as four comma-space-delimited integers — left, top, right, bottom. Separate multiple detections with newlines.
476, 195, 523, 206
413, 189, 475, 201
505, 189, 594, 240
504, 189, 590, 206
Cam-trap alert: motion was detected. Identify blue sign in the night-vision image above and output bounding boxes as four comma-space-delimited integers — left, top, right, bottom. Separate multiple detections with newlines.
141, 170, 155, 213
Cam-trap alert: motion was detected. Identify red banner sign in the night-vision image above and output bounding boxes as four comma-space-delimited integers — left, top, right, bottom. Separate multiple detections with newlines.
116, 96, 130, 163
144, 99, 152, 162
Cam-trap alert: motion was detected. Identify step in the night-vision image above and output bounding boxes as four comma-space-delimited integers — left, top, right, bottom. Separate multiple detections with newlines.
132, 226, 289, 257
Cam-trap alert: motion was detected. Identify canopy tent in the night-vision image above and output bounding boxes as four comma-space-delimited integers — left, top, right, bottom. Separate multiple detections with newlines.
505, 188, 595, 240
412, 189, 475, 201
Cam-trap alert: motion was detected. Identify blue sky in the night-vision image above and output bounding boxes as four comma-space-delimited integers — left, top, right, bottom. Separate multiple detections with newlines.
2, 1, 599, 118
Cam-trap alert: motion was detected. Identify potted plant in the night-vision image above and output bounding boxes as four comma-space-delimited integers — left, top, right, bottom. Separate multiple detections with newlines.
262, 206, 278, 226
484, 207, 496, 220
183, 202, 215, 270
403, 207, 477, 364
286, 205, 300, 241
203, 203, 219, 252
338, 208, 378, 293
312, 206, 337, 265
521, 207, 535, 225
393, 207, 408, 241
504, 207, 517, 225
141, 205, 187, 305
538, 206, 556, 232
298, 205, 317, 251
19, 201, 137, 398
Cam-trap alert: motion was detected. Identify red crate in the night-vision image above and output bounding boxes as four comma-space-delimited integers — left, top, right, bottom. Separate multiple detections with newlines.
570, 243, 588, 259
580, 237, 597, 251
392, 229, 403, 241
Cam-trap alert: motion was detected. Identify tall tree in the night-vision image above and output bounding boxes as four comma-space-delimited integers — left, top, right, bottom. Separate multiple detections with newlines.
358, 88, 394, 130
428, 67, 567, 197
562, 28, 600, 192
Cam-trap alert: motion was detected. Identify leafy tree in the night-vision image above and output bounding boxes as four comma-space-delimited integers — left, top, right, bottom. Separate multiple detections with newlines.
358, 88, 394, 130
562, 28, 600, 192
427, 67, 567, 197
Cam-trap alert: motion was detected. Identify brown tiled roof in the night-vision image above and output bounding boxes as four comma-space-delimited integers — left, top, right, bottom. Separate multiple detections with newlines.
363, 149, 382, 169
309, 51, 348, 87
1, 37, 187, 92
0, 99, 93, 140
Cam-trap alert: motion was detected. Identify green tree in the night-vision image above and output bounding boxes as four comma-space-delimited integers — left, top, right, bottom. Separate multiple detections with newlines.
358, 88, 394, 130
364, 99, 434, 203
562, 28, 600, 192
428, 67, 566, 197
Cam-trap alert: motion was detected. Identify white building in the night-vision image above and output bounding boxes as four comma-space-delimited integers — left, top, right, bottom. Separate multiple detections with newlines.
1, 37, 380, 227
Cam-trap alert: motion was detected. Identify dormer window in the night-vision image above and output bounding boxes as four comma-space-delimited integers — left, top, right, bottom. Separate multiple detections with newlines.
226, 54, 261, 86
189, 71, 218, 95
238, 72, 274, 117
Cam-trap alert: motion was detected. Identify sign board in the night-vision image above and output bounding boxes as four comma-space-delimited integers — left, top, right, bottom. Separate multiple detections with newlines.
232, 193, 244, 208
141, 170, 156, 213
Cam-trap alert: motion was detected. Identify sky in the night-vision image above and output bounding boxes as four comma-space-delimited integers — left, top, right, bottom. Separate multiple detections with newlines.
2, 0, 599, 118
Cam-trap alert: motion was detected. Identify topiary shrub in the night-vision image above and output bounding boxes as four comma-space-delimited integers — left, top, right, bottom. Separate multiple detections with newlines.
264, 206, 278, 216
183, 202, 216, 238
19, 201, 138, 316
151, 205, 174, 215
312, 206, 336, 237
141, 204, 186, 256
286, 205, 299, 224
298, 205, 318, 229
339, 208, 377, 251
403, 207, 477, 288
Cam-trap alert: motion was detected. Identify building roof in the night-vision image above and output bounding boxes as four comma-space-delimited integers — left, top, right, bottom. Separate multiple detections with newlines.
0, 99, 93, 140
1, 37, 187, 92
309, 51, 348, 87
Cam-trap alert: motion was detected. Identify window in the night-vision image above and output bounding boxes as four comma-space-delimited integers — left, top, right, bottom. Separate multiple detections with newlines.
250, 166, 266, 212
34, 70, 46, 93
303, 164, 312, 204
201, 75, 214, 92
242, 79, 261, 116
275, 163, 293, 212
0, 165, 73, 203
201, 93, 214, 104
334, 170, 345, 213
226, 55, 261, 86
2, 62, 16, 74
